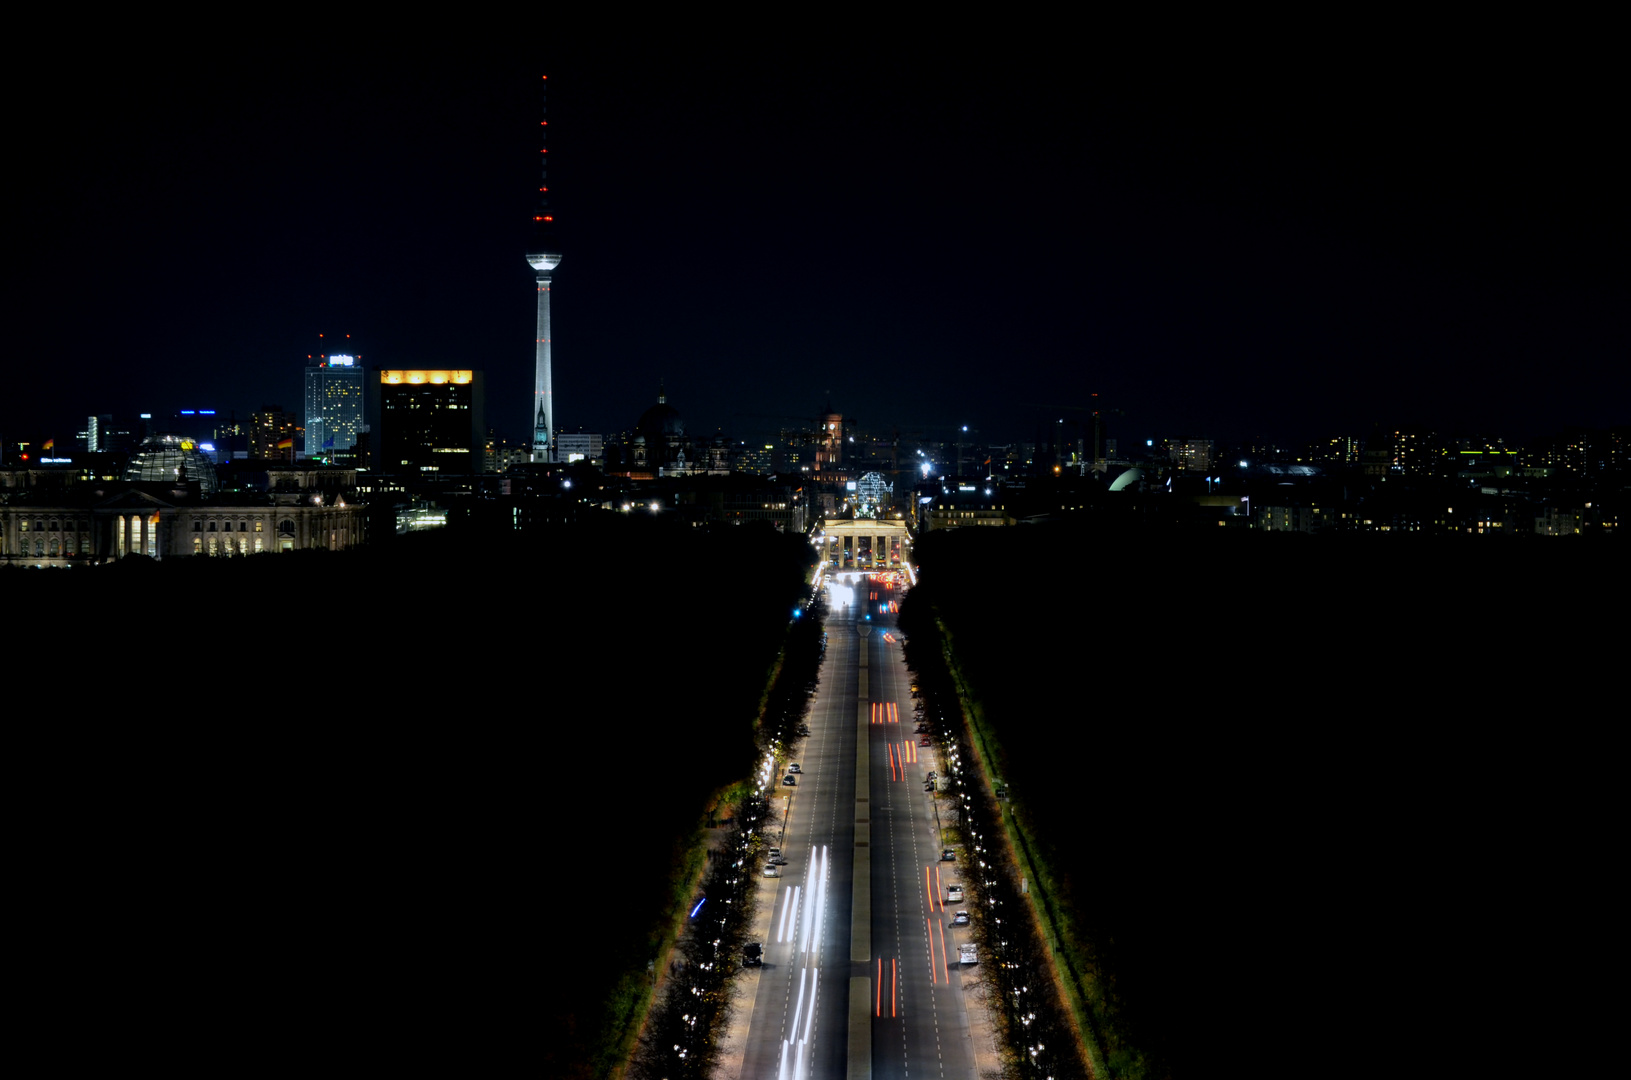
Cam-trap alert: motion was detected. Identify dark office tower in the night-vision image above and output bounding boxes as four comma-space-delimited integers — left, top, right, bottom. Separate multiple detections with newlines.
305, 353, 365, 462
372, 369, 486, 474
526, 74, 562, 463
251, 406, 296, 462
86, 414, 139, 455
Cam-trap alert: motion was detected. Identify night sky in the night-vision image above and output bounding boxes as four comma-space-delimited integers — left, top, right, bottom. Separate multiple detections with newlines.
11, 27, 1625, 455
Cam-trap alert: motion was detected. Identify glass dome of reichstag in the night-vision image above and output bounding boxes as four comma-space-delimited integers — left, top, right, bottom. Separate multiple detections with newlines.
124, 433, 220, 495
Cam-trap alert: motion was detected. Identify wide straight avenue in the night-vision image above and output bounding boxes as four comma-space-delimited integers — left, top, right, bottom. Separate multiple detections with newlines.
735, 573, 981, 1080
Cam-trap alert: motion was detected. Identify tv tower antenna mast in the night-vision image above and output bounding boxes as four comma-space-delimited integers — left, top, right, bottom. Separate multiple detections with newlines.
527, 74, 562, 463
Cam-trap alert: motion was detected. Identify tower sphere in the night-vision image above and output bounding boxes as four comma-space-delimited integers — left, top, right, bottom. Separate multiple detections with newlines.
527, 253, 562, 273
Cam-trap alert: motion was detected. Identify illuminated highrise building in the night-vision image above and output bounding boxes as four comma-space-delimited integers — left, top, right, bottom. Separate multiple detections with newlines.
305, 354, 365, 462
251, 406, 296, 462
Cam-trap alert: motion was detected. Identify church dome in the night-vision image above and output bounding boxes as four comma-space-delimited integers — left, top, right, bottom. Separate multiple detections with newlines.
636, 385, 684, 439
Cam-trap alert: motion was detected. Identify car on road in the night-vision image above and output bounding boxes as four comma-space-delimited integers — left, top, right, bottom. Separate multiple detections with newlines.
959, 943, 978, 965
768, 848, 787, 865
919, 737, 932, 746
952, 910, 970, 926
797, 725, 810, 736
763, 864, 779, 877
945, 884, 964, 903
782, 775, 797, 786
941, 849, 956, 862
788, 763, 802, 774
743, 942, 763, 967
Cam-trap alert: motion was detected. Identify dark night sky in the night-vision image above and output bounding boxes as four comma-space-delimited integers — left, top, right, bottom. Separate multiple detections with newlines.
9, 25, 1625, 454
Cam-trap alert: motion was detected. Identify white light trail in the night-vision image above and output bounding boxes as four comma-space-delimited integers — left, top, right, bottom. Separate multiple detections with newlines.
791, 968, 807, 1046
802, 969, 820, 1042
779, 886, 796, 943
799, 857, 815, 950
809, 846, 829, 954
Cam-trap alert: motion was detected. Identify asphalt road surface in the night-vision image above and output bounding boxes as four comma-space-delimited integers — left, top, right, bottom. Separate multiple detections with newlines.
738, 575, 978, 1080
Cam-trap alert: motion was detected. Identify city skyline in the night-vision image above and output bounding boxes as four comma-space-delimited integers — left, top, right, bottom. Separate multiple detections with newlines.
10, 33, 1625, 457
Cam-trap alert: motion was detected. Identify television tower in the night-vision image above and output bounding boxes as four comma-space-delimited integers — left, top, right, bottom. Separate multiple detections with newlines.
527, 74, 562, 463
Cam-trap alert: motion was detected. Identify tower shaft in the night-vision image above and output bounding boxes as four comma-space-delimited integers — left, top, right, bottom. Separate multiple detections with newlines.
532, 270, 554, 461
